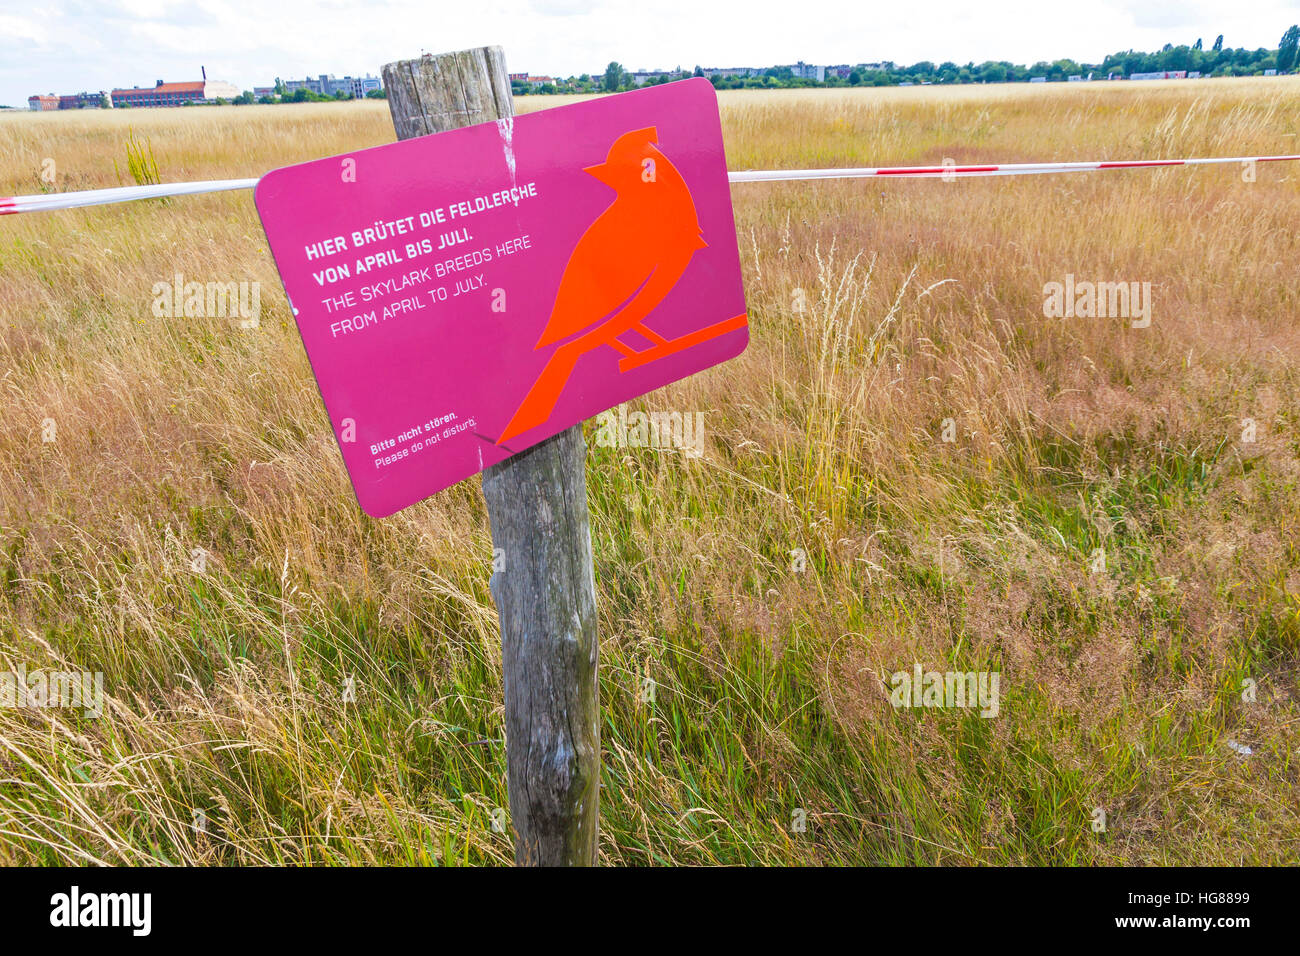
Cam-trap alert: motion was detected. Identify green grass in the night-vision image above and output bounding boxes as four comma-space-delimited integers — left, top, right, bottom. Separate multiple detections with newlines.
5, 424, 1292, 865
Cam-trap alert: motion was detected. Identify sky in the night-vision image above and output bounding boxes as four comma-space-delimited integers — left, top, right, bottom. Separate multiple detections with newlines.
2, 0, 1298, 106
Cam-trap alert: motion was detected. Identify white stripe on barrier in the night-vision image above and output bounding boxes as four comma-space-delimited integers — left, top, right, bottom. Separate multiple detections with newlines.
2, 156, 1298, 215
0, 178, 259, 215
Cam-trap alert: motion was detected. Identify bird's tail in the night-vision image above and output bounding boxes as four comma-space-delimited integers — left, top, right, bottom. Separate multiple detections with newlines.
496, 341, 586, 445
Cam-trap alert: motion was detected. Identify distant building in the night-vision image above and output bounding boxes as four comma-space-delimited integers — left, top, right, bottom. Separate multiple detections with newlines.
783, 61, 826, 82
253, 86, 276, 99
111, 78, 241, 107
629, 69, 682, 86
60, 91, 109, 108
28, 91, 107, 110
1029, 76, 1047, 83
822, 62, 887, 78
283, 73, 382, 98
702, 66, 762, 79
345, 74, 382, 96
510, 73, 564, 88
1129, 71, 1187, 81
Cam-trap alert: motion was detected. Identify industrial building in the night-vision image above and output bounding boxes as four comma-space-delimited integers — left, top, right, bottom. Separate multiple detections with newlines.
110, 77, 240, 108
31, 69, 241, 109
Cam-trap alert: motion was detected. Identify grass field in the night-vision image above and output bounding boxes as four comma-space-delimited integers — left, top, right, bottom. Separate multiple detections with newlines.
1, 78, 1298, 865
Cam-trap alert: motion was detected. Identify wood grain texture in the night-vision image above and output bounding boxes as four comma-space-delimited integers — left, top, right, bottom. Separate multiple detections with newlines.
382, 47, 600, 866
382, 47, 514, 137
482, 427, 599, 866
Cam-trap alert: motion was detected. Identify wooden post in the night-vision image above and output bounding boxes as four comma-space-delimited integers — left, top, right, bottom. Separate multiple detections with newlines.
382, 48, 600, 866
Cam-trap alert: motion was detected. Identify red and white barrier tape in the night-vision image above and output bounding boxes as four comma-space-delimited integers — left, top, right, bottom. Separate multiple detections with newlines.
726, 154, 1300, 182
2, 155, 1298, 215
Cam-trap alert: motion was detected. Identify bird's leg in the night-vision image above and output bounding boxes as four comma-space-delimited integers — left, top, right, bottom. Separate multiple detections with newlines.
601, 257, 747, 372
612, 322, 668, 357
631, 323, 670, 347
617, 313, 749, 373
498, 252, 743, 444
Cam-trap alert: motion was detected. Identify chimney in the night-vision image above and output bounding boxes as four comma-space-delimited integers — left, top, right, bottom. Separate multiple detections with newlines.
156, 79, 164, 87
202, 65, 207, 80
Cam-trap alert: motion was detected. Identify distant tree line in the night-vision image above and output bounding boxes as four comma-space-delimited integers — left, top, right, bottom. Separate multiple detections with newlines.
515, 27, 1299, 95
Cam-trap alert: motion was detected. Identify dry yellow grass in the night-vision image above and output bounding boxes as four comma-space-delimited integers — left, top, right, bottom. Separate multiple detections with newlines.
1, 79, 1298, 865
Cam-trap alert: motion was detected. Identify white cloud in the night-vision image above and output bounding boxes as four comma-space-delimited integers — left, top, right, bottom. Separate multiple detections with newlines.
0, 15, 49, 45
529, 0, 600, 15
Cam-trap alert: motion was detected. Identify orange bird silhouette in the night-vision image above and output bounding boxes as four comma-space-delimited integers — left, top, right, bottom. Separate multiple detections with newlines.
496, 125, 745, 445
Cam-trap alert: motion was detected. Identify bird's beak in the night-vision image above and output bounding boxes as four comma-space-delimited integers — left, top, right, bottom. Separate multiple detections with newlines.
582, 161, 613, 185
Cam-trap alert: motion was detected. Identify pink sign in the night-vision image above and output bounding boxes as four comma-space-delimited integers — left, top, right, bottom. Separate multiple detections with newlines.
255, 79, 747, 517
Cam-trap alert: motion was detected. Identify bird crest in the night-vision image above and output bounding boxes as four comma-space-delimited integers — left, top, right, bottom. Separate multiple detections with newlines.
582, 127, 663, 188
